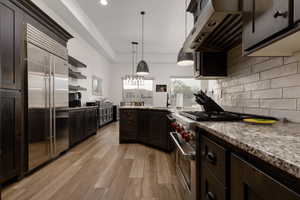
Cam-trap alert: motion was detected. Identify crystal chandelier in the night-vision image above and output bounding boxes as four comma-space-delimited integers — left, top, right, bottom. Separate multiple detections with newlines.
125, 42, 144, 86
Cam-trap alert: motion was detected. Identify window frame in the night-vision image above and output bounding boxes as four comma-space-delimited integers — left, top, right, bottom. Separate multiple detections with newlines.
122, 77, 154, 105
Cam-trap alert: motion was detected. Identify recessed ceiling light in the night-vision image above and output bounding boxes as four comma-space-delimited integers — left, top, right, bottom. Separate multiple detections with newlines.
99, 0, 108, 6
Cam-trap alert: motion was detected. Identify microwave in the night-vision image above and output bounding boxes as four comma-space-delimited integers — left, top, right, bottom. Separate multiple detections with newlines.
193, 51, 227, 79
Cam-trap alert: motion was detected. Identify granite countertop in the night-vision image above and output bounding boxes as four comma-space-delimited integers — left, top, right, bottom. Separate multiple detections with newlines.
171, 112, 300, 179
198, 121, 300, 179
119, 106, 173, 111
66, 106, 98, 110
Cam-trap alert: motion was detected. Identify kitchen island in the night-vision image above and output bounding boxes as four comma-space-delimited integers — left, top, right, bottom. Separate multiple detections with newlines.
119, 107, 174, 152
171, 112, 300, 199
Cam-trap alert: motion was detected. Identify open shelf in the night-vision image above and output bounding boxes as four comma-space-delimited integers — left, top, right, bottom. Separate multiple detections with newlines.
69, 85, 87, 91
68, 56, 87, 68
69, 69, 87, 79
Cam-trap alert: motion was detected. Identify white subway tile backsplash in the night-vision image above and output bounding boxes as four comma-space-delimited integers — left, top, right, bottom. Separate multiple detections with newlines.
237, 99, 260, 108
270, 110, 300, 122
218, 52, 300, 122
252, 57, 283, 73
252, 89, 282, 99
260, 99, 297, 110
283, 87, 300, 98
224, 85, 244, 94
271, 74, 300, 88
244, 80, 270, 91
260, 62, 298, 80
284, 56, 299, 64
244, 108, 270, 116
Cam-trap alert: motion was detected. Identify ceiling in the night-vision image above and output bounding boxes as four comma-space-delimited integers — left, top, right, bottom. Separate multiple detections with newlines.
75, 0, 193, 55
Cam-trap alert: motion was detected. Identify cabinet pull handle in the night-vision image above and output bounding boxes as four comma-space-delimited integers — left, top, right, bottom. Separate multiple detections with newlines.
274, 11, 288, 18
206, 192, 215, 200
206, 152, 216, 164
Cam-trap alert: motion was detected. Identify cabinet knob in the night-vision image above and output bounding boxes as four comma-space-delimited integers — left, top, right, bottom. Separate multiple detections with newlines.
274, 11, 288, 18
206, 192, 215, 200
206, 152, 216, 164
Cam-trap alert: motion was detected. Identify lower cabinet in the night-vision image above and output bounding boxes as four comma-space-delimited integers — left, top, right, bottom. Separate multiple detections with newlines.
199, 134, 300, 200
231, 154, 300, 200
0, 90, 22, 183
69, 108, 97, 147
119, 109, 172, 151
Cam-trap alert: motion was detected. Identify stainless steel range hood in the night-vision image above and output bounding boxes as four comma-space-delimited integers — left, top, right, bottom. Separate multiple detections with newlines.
184, 0, 242, 52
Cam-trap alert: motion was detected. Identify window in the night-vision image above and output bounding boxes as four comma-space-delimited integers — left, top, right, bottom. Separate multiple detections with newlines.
122, 79, 154, 105
170, 77, 202, 108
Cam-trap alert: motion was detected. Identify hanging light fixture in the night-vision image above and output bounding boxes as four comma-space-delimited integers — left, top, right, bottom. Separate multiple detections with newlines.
136, 11, 150, 76
177, 0, 194, 66
125, 42, 144, 86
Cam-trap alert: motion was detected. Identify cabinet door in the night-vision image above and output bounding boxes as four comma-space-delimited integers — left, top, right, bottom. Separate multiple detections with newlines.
149, 111, 168, 149
119, 110, 138, 142
231, 154, 300, 200
295, 0, 300, 23
138, 110, 151, 144
0, 0, 24, 90
243, 0, 290, 51
85, 109, 97, 137
0, 90, 22, 183
69, 111, 84, 146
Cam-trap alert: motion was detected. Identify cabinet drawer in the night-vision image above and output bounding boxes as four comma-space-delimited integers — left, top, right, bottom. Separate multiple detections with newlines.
201, 135, 227, 185
201, 166, 226, 200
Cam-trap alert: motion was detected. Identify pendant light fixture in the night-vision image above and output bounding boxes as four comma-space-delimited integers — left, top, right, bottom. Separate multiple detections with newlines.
125, 42, 144, 86
177, 0, 194, 66
136, 11, 150, 76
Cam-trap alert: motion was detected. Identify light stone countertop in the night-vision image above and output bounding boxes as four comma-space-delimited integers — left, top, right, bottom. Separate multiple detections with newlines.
171, 112, 300, 179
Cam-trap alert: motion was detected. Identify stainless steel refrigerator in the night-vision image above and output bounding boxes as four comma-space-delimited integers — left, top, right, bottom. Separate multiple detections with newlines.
26, 24, 69, 170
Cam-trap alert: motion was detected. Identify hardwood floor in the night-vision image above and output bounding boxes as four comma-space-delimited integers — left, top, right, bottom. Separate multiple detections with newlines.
2, 122, 184, 200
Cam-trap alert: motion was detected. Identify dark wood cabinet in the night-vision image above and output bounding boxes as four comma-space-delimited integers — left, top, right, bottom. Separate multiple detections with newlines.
231, 154, 300, 200
194, 52, 227, 79
0, 90, 22, 183
119, 109, 138, 142
243, 0, 291, 51
69, 108, 97, 147
120, 109, 172, 151
0, 0, 24, 90
85, 109, 97, 137
201, 166, 226, 200
295, 0, 300, 23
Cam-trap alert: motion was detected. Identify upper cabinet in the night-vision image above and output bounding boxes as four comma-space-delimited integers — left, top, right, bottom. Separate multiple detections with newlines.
243, 0, 291, 52
242, 0, 300, 57
295, 0, 300, 23
0, 0, 24, 90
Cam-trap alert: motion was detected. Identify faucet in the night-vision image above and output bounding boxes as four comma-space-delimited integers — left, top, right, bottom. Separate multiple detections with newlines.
166, 93, 171, 108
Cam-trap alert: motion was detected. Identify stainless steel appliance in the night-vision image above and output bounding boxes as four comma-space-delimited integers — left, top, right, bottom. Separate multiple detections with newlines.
69, 92, 82, 107
169, 115, 196, 200
184, 0, 242, 52
26, 24, 69, 171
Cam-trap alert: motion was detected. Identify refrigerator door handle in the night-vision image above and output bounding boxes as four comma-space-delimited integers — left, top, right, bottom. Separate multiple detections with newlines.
52, 56, 57, 157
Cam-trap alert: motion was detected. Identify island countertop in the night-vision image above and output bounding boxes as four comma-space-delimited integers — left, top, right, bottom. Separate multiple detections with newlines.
171, 112, 300, 179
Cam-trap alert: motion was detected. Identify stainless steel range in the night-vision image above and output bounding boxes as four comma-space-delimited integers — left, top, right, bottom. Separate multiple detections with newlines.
169, 114, 196, 200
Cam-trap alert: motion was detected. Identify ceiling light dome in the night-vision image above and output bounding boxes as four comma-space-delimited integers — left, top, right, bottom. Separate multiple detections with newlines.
177, 48, 194, 66
99, 0, 108, 6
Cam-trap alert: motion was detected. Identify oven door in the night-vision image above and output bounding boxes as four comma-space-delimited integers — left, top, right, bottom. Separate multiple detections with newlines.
170, 132, 196, 200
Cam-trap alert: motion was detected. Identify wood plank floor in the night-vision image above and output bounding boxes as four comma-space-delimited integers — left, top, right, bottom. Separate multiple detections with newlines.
2, 122, 184, 200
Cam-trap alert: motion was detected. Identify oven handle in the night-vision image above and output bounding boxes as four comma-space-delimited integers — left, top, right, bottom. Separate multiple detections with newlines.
170, 132, 196, 160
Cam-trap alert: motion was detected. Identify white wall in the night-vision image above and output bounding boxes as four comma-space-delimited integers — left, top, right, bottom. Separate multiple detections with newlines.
68, 38, 112, 103
31, 0, 112, 103
110, 62, 194, 106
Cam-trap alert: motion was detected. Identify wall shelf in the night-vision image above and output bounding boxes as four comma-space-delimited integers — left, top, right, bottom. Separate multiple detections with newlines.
69, 69, 87, 79
69, 85, 87, 91
68, 56, 87, 68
